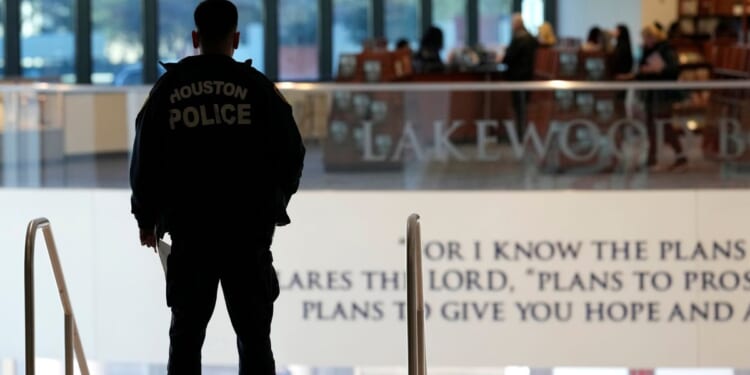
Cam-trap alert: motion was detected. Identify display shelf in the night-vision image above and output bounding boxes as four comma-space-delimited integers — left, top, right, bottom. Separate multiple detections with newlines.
678, 0, 749, 40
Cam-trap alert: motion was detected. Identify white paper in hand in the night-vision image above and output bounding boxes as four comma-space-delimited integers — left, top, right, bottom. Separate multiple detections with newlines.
157, 239, 171, 277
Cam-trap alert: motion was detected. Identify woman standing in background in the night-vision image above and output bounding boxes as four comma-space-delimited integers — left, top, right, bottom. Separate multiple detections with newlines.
582, 26, 605, 52
611, 24, 634, 77
537, 22, 558, 47
611, 24, 635, 129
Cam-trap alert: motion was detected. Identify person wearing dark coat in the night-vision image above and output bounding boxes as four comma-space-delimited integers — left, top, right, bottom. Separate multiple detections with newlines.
130, 1, 305, 373
413, 26, 445, 73
611, 24, 634, 106
620, 24, 686, 171
502, 13, 539, 139
611, 24, 634, 76
582, 26, 605, 52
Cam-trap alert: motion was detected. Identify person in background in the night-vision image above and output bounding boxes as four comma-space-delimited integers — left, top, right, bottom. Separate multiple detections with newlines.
619, 24, 686, 171
611, 24, 634, 77
637, 22, 666, 64
582, 26, 605, 52
537, 22, 558, 47
395, 38, 411, 51
501, 13, 538, 138
394, 38, 414, 76
610, 23, 634, 114
413, 26, 445, 73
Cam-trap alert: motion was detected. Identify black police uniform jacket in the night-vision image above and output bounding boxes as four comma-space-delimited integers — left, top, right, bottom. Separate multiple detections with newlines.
130, 54, 305, 236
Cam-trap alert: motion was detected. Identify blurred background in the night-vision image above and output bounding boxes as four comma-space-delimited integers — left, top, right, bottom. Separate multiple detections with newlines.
3, 0, 750, 374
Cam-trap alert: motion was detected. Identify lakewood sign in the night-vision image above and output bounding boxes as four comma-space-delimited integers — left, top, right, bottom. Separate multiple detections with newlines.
355, 117, 746, 163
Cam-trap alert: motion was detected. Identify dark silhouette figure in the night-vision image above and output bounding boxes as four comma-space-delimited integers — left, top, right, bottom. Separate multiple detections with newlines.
129, 1, 305, 374
611, 24, 634, 76
636, 24, 686, 170
502, 13, 538, 138
583, 26, 605, 51
611, 24, 634, 115
414, 26, 445, 73
395, 38, 411, 50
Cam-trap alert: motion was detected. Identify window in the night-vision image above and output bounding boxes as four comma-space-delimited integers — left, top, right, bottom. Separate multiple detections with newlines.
159, 0, 201, 63
21, 0, 75, 82
234, 0, 265, 73
92, 0, 144, 85
279, 0, 319, 81
332, 0, 371, 74
522, 0, 545, 37
385, 0, 419, 50
479, 0, 513, 53
158, 0, 264, 76
432, 0, 467, 61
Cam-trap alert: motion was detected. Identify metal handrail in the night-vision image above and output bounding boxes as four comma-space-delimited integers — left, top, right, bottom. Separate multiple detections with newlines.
407, 214, 426, 375
25, 218, 90, 375
275, 79, 750, 92
0, 78, 749, 95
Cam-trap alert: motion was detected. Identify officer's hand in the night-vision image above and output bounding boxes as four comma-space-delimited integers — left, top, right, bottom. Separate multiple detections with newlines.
139, 228, 157, 251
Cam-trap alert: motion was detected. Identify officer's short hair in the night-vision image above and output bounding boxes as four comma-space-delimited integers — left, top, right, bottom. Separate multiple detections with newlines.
194, 0, 238, 43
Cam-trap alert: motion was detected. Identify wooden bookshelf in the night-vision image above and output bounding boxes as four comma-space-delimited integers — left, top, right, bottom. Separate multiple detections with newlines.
678, 0, 750, 41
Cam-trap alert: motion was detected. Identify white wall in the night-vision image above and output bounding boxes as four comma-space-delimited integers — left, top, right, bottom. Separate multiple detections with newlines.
4, 189, 750, 368
557, 0, 642, 43
557, 0, 680, 45
557, 0, 679, 58
642, 0, 679, 32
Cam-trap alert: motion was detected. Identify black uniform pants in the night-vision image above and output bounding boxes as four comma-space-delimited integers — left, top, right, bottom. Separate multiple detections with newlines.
166, 228, 279, 375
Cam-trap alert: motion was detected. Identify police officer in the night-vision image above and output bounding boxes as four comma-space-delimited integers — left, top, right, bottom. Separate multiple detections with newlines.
129, 0, 305, 373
